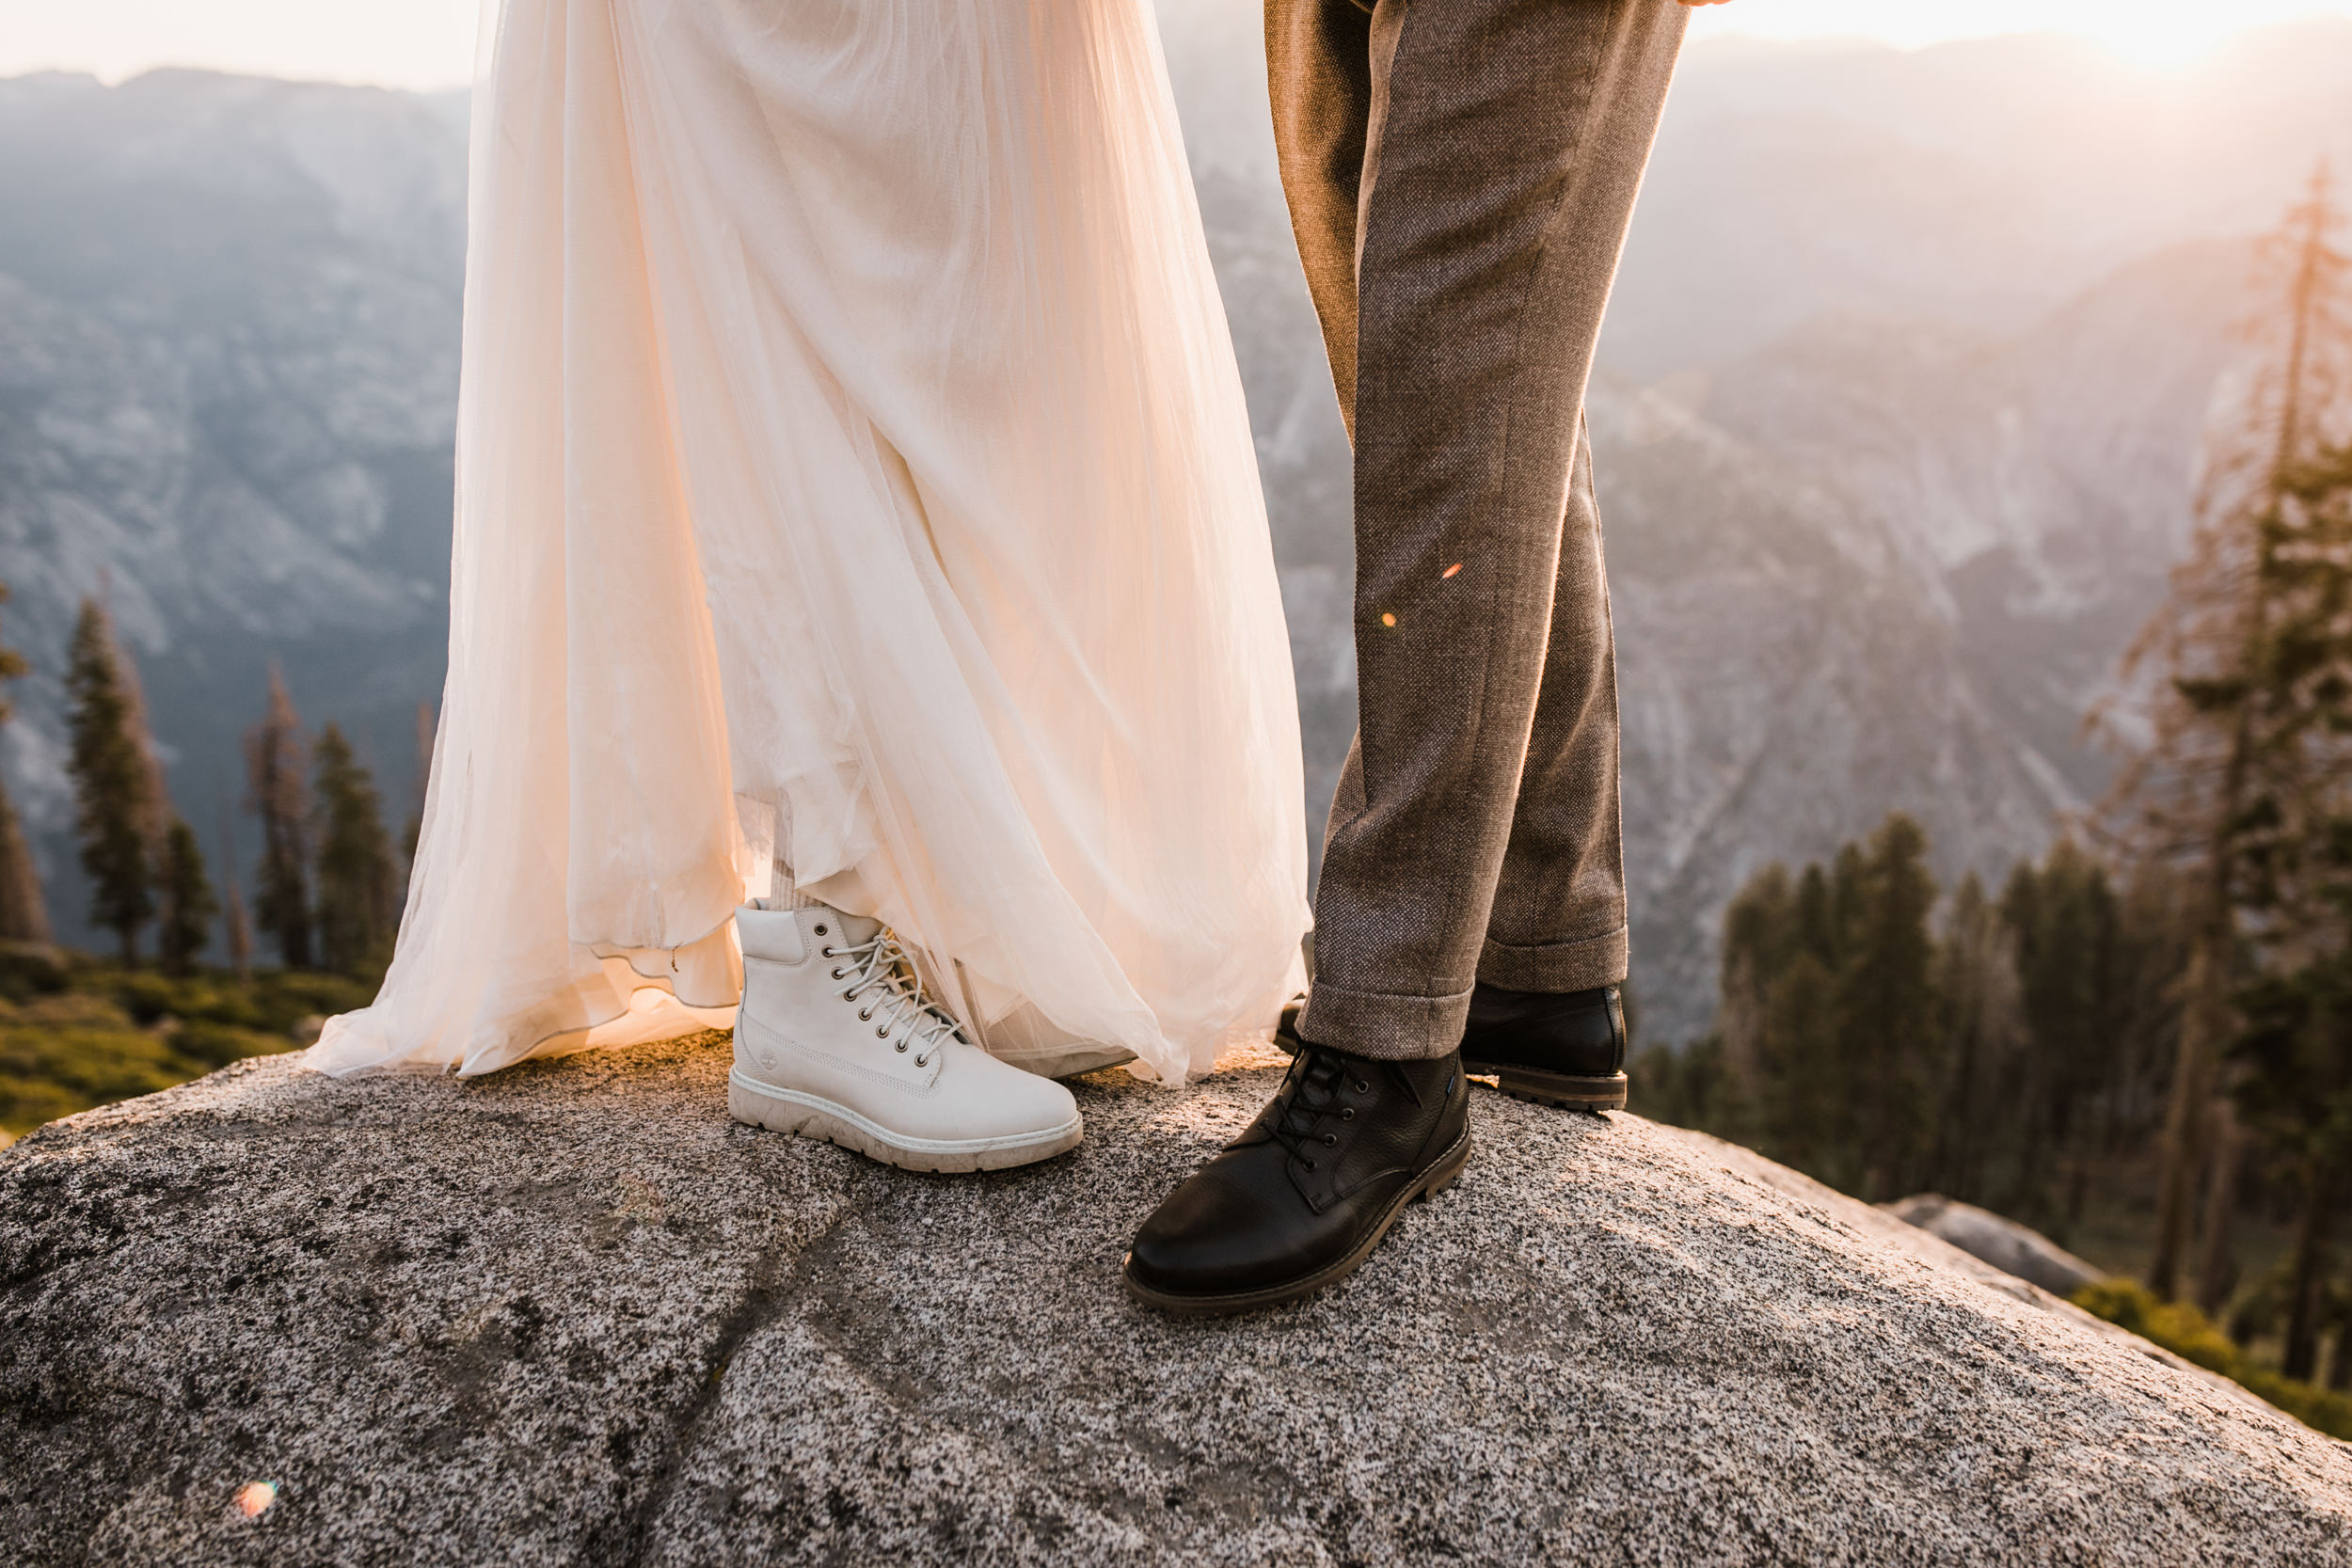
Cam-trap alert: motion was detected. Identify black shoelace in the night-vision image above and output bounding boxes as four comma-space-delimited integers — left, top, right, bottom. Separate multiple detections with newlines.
1272, 1046, 1371, 1173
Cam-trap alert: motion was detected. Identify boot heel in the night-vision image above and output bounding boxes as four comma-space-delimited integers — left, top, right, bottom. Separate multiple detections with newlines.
1491, 1068, 1628, 1115
1412, 1130, 1473, 1202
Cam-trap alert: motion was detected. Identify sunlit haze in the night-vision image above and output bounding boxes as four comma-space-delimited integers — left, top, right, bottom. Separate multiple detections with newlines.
1, 0, 482, 90
1688, 0, 2352, 67
6, 0, 2352, 89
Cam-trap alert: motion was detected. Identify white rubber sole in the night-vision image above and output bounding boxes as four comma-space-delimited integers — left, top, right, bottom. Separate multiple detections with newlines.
726, 1070, 1083, 1173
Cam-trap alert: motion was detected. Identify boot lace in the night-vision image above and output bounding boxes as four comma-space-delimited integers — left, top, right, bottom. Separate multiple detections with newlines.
1271, 1046, 1372, 1173
822, 928, 965, 1068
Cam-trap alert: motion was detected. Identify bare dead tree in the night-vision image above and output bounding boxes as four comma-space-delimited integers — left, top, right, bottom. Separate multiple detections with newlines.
2094, 163, 2352, 1304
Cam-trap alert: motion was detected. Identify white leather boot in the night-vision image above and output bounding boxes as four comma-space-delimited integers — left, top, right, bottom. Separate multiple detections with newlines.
727, 900, 1083, 1172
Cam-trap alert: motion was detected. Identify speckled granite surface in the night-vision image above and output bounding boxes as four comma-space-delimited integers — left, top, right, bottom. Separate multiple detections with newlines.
4, 1031, 2347, 1566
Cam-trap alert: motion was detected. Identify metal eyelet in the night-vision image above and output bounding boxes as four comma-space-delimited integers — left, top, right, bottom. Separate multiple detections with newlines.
1342, 1108, 1355, 1120
858, 1007, 872, 1021
1355, 1080, 1371, 1093
831, 968, 845, 980
1303, 1159, 1317, 1171
895, 1040, 908, 1053
820, 946, 835, 958
914, 1054, 929, 1068
1323, 1133, 1338, 1146
814, 924, 828, 936
876, 1026, 890, 1039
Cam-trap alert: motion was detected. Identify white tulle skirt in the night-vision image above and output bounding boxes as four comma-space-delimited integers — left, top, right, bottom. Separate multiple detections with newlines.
310, 0, 1310, 1085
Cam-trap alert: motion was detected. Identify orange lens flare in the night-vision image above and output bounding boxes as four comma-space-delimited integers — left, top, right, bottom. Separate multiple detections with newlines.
1380, 612, 1397, 627
234, 1482, 277, 1519
1442, 562, 1463, 578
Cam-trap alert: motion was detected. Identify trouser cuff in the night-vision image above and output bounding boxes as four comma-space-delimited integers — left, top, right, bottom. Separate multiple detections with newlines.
1477, 924, 1628, 992
1295, 980, 1474, 1062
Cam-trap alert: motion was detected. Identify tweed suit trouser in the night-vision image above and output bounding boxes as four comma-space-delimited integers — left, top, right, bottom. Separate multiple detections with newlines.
1273, 0, 1686, 1060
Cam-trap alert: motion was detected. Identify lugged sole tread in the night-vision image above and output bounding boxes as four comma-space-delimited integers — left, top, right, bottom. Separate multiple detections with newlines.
1492, 1084, 1620, 1117
726, 1081, 1082, 1173
1464, 1063, 1628, 1115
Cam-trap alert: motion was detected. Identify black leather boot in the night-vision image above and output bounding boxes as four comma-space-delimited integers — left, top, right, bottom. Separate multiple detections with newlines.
1123, 1042, 1471, 1315
1458, 982, 1628, 1111
1275, 986, 1629, 1113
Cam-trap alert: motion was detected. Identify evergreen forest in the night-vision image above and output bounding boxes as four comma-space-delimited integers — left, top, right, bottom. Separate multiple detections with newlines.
0, 594, 411, 1146
1637, 172, 2352, 1438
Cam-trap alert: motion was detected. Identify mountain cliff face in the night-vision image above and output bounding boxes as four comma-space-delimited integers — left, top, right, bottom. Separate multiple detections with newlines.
0, 71, 464, 904
0, 24, 2335, 1036
1603, 241, 2248, 1030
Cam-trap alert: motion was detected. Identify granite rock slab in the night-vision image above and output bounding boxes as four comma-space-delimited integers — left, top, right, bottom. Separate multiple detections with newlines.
3, 1032, 2348, 1566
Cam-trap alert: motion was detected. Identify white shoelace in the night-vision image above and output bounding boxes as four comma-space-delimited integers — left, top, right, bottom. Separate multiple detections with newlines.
825, 928, 965, 1068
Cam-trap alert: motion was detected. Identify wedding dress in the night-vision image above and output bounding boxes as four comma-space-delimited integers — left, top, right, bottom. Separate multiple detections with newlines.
309, 0, 1311, 1085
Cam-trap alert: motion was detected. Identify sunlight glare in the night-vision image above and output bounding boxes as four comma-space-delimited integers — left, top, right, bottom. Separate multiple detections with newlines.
2082, 3, 2250, 68
1688, 0, 2352, 71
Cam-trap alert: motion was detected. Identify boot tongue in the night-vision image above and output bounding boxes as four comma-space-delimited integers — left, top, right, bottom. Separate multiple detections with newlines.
1232, 1046, 1340, 1150
831, 911, 884, 946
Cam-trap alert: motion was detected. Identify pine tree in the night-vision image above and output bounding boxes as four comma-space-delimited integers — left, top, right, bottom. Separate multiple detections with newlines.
112, 602, 171, 870
218, 814, 253, 983
1719, 861, 1798, 1117
0, 789, 48, 945
2002, 842, 2129, 1236
1834, 814, 1943, 1202
403, 700, 435, 872
2112, 861, 2197, 1144
1759, 948, 1842, 1180
246, 667, 312, 969
1722, 820, 1947, 1200
0, 582, 47, 943
2233, 967, 2352, 1379
1765, 849, 1867, 1186
2101, 166, 2352, 1301
1934, 871, 2027, 1205
65, 599, 160, 965
311, 723, 397, 976
2221, 420, 2352, 1376
1794, 861, 1837, 970
156, 817, 217, 977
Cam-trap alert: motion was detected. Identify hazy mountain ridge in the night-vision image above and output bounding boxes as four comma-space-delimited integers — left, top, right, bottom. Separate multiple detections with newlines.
0, 24, 2330, 1037
0, 69, 466, 877
1596, 240, 2247, 1029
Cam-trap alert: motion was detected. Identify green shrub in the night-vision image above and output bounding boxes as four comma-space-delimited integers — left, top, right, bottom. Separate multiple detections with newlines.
246, 969, 375, 1032
172, 1019, 299, 1070
0, 945, 67, 1004
0, 967, 327, 1137
109, 970, 184, 1025
61, 961, 373, 1037
2074, 1278, 2352, 1440
0, 994, 205, 1134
